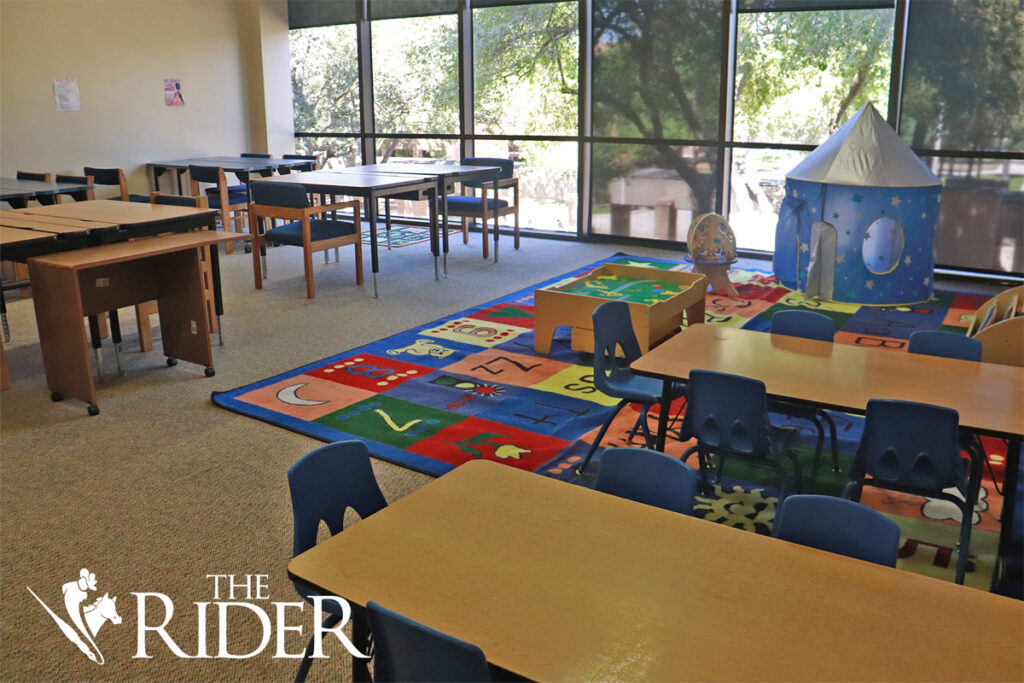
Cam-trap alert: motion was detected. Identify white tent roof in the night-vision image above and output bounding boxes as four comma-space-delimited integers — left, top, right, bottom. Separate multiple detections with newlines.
786, 102, 940, 187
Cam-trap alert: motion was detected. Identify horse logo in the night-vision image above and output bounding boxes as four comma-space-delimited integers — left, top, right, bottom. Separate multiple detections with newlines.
27, 568, 121, 664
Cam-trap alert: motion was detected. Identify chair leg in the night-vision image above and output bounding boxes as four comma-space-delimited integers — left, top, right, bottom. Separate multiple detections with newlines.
821, 410, 840, 473
574, 399, 628, 476
354, 241, 364, 286
807, 413, 827, 491
514, 206, 520, 249
461, 217, 469, 244
294, 613, 342, 683
481, 207, 490, 260
251, 237, 264, 290
303, 247, 315, 299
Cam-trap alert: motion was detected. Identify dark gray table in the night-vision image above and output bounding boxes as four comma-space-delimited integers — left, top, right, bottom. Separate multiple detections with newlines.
0, 177, 94, 202
147, 156, 314, 194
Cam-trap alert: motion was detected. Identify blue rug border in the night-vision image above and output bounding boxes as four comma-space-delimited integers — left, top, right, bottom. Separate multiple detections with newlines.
210, 252, 772, 476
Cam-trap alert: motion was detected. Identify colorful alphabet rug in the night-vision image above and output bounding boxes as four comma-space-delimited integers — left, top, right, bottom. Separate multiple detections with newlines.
212, 253, 1013, 590
361, 224, 463, 248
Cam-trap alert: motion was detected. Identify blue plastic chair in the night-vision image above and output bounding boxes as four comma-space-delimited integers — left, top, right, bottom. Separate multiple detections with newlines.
443, 157, 519, 260
596, 447, 698, 515
367, 601, 492, 682
842, 399, 980, 584
770, 309, 840, 487
773, 494, 900, 566
574, 301, 685, 476
681, 369, 803, 498
83, 166, 129, 200
908, 330, 983, 361
288, 440, 388, 682
249, 181, 363, 298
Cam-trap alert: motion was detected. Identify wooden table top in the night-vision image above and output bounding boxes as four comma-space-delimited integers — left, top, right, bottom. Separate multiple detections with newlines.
27, 230, 245, 271
288, 460, 1024, 682
1, 225, 57, 246
0, 213, 116, 234
15, 200, 215, 225
632, 324, 1024, 439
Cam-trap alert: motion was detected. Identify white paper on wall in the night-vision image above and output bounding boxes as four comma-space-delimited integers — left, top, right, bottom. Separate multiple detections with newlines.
54, 77, 81, 111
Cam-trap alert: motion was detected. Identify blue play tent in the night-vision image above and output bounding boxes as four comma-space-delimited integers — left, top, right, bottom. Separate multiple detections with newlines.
773, 103, 941, 305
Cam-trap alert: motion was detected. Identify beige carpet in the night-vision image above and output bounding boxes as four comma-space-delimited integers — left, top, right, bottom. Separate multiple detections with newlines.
0, 233, 687, 682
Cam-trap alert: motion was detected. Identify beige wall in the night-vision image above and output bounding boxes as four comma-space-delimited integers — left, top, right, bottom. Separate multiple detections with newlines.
0, 0, 296, 197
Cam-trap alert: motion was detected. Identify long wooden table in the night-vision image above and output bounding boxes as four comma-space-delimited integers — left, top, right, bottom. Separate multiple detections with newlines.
27, 231, 242, 415
288, 460, 1023, 682
631, 324, 1024, 592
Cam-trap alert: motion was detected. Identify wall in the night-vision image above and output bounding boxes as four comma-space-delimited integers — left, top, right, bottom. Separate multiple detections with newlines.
0, 0, 294, 197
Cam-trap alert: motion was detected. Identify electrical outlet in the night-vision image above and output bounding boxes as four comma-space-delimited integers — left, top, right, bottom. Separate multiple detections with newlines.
95, 277, 109, 287
190, 320, 197, 334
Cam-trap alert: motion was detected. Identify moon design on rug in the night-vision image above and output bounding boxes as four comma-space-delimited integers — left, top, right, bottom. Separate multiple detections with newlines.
277, 383, 329, 406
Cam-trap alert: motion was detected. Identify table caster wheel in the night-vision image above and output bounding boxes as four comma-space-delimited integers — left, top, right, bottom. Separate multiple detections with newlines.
167, 357, 178, 367
50, 392, 64, 402
204, 366, 216, 377
87, 404, 100, 416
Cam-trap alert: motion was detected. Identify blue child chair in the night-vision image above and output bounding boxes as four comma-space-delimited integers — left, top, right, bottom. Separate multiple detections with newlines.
773, 494, 901, 566
596, 447, 698, 515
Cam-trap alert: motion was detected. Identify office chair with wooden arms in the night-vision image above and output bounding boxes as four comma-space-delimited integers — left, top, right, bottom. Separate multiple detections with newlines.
574, 301, 686, 477
288, 440, 388, 683
443, 157, 519, 261
769, 309, 841, 488
248, 181, 363, 298
83, 166, 129, 200
772, 494, 901, 566
842, 399, 981, 584
681, 369, 803, 499
367, 601, 492, 683
596, 447, 699, 515
188, 164, 248, 254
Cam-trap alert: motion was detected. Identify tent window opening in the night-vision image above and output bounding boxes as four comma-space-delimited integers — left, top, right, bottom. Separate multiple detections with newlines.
862, 217, 905, 275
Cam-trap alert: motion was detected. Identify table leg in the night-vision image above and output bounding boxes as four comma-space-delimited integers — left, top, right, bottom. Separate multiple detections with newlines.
492, 178, 500, 264
351, 605, 372, 683
993, 436, 1022, 592
152, 165, 163, 193
441, 179, 450, 278
428, 187, 439, 280
175, 169, 186, 196
209, 242, 225, 345
366, 196, 380, 298
655, 378, 672, 452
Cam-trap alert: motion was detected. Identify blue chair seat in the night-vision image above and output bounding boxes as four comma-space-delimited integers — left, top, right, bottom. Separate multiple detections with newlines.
206, 184, 246, 195
443, 194, 509, 212
265, 218, 357, 247
207, 190, 249, 208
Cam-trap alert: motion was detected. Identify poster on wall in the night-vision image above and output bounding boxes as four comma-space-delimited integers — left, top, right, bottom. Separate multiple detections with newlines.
164, 79, 185, 106
53, 77, 81, 111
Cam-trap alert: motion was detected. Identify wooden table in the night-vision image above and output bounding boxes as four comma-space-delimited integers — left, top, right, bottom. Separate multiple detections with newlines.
16, 200, 215, 241
27, 231, 241, 415
631, 324, 1024, 591
288, 460, 1024, 682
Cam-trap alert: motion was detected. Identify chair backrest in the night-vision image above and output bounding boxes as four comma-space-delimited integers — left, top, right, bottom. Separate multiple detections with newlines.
853, 399, 965, 491
461, 157, 514, 188
591, 301, 644, 398
151, 192, 207, 208
281, 154, 318, 173
83, 166, 128, 200
127, 194, 151, 203
241, 153, 271, 159
287, 441, 388, 560
773, 494, 900, 567
188, 164, 225, 186
16, 170, 51, 182
770, 309, 835, 342
684, 369, 772, 457
55, 174, 94, 202
250, 181, 310, 210
367, 601, 491, 683
907, 330, 983, 362
240, 152, 273, 179
596, 447, 698, 515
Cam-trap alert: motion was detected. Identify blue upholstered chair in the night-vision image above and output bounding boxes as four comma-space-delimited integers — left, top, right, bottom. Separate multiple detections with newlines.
83, 166, 129, 200
249, 181, 363, 298
54, 173, 94, 202
189, 165, 249, 253
773, 494, 900, 566
280, 153, 319, 174
842, 399, 981, 584
908, 330, 983, 361
367, 601, 491, 683
769, 309, 840, 488
574, 301, 685, 476
443, 157, 519, 260
596, 447, 698, 515
681, 369, 803, 498
288, 441, 388, 683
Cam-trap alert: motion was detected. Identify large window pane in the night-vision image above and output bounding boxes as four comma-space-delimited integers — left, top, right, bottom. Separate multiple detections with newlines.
592, 0, 723, 141
372, 15, 459, 134
476, 139, 578, 233
591, 143, 720, 241
734, 8, 893, 145
473, 2, 578, 136
900, 0, 1024, 152
294, 135, 361, 168
290, 25, 361, 133
729, 147, 806, 251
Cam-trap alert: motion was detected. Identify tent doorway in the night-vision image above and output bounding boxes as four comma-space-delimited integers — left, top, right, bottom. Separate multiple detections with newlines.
805, 220, 837, 300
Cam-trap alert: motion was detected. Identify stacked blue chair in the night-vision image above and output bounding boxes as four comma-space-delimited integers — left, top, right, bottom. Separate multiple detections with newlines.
843, 399, 981, 584
573, 301, 685, 476
681, 369, 803, 498
769, 309, 840, 488
288, 440, 388, 682
367, 601, 491, 683
442, 157, 519, 260
596, 447, 698, 515
773, 494, 901, 566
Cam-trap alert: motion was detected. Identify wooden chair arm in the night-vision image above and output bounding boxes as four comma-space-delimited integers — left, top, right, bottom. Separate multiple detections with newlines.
313, 199, 361, 217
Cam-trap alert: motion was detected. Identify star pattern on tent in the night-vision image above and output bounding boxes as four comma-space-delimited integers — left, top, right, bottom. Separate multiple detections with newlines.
921, 212, 927, 219
835, 254, 846, 263
904, 255, 912, 265
865, 280, 875, 289
923, 276, 931, 286
891, 196, 902, 206
800, 242, 810, 253
810, 207, 817, 214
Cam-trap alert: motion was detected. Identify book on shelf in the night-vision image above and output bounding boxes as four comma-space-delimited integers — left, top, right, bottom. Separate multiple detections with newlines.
1002, 295, 1019, 322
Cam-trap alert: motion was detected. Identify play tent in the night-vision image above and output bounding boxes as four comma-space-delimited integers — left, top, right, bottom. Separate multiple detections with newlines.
773, 102, 941, 305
